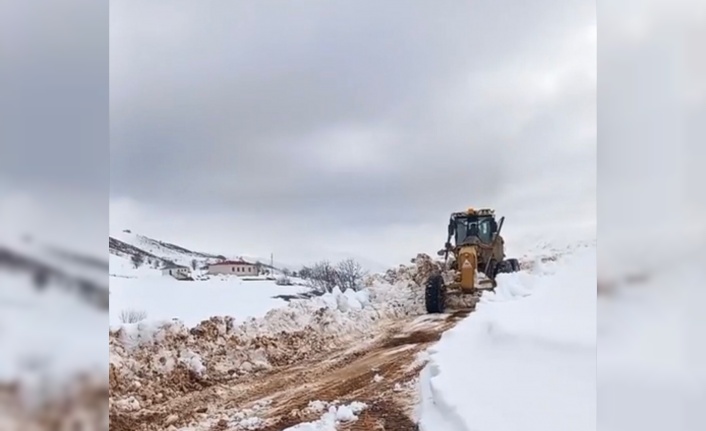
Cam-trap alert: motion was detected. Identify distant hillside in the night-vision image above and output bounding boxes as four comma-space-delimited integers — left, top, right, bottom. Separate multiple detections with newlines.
109, 237, 176, 270
109, 230, 293, 276
0, 239, 108, 311
111, 230, 225, 268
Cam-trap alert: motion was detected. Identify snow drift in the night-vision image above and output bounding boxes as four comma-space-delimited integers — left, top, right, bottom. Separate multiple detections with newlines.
109, 257, 435, 412
418, 242, 596, 431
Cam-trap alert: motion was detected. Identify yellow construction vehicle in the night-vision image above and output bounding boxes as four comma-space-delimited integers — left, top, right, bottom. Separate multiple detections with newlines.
425, 208, 521, 313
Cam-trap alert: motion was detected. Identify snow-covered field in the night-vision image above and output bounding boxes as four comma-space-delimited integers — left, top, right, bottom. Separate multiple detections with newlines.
110, 276, 309, 328
0, 271, 107, 397
418, 242, 596, 431
109, 229, 315, 329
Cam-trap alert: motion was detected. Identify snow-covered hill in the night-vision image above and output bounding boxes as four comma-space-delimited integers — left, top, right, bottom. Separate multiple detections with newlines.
110, 230, 224, 268
109, 230, 294, 278
109, 250, 162, 279
1, 237, 108, 310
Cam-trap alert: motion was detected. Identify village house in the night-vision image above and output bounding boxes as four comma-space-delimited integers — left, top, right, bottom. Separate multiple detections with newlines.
207, 259, 259, 276
161, 263, 191, 280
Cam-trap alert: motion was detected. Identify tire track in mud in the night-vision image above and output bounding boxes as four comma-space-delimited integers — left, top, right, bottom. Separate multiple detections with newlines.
111, 307, 473, 431
246, 308, 473, 431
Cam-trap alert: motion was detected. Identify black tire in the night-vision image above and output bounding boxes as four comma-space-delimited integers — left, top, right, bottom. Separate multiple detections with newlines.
508, 258, 521, 272
425, 274, 446, 314
496, 258, 520, 274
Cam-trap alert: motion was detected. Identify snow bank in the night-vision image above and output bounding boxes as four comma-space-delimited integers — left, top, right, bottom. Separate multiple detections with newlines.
110, 279, 424, 409
109, 275, 308, 327
418, 244, 596, 431
598, 257, 706, 431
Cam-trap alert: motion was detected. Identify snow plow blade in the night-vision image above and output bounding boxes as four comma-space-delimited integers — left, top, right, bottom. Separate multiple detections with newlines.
475, 277, 497, 290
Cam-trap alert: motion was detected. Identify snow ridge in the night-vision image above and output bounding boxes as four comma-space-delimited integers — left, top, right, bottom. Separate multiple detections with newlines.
417, 363, 468, 431
109, 280, 425, 410
418, 244, 596, 431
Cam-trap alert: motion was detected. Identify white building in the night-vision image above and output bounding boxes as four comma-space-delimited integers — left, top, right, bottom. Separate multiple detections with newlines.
162, 263, 191, 280
207, 259, 258, 276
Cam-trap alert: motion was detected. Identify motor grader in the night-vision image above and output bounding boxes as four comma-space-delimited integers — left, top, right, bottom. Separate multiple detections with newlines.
425, 208, 520, 313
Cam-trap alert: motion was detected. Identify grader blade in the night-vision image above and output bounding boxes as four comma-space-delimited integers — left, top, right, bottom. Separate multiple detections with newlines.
476, 277, 496, 290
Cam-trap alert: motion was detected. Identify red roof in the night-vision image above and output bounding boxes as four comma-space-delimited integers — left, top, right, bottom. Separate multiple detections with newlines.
210, 259, 255, 266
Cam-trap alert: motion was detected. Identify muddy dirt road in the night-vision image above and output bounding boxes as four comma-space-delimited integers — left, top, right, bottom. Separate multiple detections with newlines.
110, 307, 472, 431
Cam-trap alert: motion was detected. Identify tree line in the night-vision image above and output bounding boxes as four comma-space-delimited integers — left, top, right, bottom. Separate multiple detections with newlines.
290, 258, 366, 293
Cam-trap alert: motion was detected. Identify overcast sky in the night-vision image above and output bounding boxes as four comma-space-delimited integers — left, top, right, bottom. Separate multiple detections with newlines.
108, 0, 596, 269
1, 0, 108, 256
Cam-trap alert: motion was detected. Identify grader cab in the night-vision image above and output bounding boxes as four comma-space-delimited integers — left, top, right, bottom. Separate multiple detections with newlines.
425, 208, 521, 313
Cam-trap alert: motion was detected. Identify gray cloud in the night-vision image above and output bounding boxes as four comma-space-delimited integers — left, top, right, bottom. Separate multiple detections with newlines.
1, 0, 108, 193
110, 0, 595, 265
1, 0, 108, 258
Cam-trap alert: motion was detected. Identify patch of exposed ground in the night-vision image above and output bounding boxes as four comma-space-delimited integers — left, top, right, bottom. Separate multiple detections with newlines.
109, 254, 482, 430
111, 307, 473, 431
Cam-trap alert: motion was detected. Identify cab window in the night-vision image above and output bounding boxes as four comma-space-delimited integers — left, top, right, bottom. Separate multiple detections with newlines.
478, 219, 492, 243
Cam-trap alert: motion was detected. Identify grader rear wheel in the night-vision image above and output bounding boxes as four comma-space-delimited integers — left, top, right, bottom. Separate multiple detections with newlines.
425, 274, 446, 314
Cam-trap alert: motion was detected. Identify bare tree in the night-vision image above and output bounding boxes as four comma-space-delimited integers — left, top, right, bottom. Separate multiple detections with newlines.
191, 259, 198, 270
335, 258, 367, 292
299, 266, 312, 280
119, 309, 147, 324
307, 260, 338, 293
